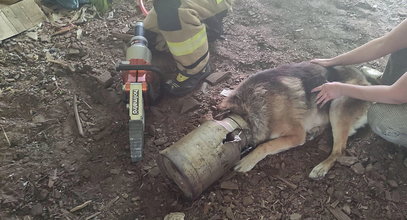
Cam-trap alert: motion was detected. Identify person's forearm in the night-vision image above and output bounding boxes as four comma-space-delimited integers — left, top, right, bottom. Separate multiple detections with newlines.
339, 84, 404, 104
330, 37, 390, 66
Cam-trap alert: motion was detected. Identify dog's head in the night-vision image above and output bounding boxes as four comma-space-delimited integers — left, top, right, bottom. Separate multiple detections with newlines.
217, 84, 269, 118
216, 90, 241, 120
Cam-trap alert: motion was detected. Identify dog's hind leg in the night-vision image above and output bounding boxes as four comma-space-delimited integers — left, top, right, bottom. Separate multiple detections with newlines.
234, 124, 306, 173
309, 99, 359, 179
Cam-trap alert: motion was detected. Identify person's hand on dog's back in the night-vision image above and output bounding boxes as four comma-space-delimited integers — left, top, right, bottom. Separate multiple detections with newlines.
312, 82, 344, 107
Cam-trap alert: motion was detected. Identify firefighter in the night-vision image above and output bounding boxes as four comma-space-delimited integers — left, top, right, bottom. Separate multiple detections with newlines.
143, 0, 233, 96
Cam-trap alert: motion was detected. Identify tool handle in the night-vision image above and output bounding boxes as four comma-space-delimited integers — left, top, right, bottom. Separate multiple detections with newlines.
116, 64, 163, 76
134, 21, 144, 37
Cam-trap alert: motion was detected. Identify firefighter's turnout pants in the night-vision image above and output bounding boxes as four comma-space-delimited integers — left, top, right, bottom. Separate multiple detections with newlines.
143, 0, 233, 78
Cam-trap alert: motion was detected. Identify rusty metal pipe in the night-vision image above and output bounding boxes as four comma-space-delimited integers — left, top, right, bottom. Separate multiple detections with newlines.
157, 114, 248, 199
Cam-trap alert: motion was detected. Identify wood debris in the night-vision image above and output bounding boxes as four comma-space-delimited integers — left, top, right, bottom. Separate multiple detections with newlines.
275, 175, 298, 190
70, 200, 92, 212
74, 95, 85, 137
52, 24, 77, 36
1, 126, 11, 146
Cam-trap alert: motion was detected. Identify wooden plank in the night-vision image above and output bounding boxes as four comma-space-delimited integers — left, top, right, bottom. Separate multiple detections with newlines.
9, 2, 32, 29
205, 71, 231, 85
1, 6, 25, 32
0, 0, 45, 40
19, 0, 45, 24
0, 11, 17, 40
0, 0, 20, 4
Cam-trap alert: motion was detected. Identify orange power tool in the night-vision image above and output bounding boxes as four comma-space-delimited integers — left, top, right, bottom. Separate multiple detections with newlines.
116, 21, 161, 162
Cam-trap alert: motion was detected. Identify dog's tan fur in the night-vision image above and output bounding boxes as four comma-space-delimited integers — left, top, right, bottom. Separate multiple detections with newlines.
219, 62, 371, 179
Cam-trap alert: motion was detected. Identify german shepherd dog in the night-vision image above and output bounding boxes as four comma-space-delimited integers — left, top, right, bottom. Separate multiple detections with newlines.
219, 62, 371, 179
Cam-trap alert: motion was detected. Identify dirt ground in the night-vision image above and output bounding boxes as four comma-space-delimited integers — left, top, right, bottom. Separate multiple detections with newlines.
1, 0, 407, 219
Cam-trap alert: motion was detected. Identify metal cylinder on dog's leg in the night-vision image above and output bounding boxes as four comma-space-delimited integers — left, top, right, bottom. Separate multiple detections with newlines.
157, 114, 248, 199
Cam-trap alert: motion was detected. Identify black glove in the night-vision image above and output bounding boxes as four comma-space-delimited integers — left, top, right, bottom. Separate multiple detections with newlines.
204, 10, 228, 42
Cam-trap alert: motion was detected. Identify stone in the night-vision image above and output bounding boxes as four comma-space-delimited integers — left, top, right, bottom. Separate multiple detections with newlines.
242, 196, 253, 206
30, 203, 43, 216
290, 213, 302, 220
92, 70, 112, 84
67, 48, 81, 56
39, 34, 51, 42
148, 166, 160, 177
351, 163, 365, 174
337, 156, 358, 167
32, 114, 47, 123
220, 181, 239, 190
200, 82, 209, 94
110, 168, 120, 175
23, 216, 32, 220
224, 195, 232, 203
39, 189, 49, 200
333, 190, 345, 200
26, 31, 38, 41
365, 163, 373, 172
154, 137, 169, 146
205, 71, 231, 86
225, 206, 235, 220
208, 192, 216, 202
387, 180, 398, 188
342, 204, 351, 215
164, 212, 185, 220
53, 190, 61, 199
202, 202, 210, 214
326, 187, 334, 195
249, 175, 262, 186
82, 169, 91, 179
121, 26, 131, 33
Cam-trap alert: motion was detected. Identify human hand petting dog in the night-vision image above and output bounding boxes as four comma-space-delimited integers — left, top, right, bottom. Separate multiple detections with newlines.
312, 82, 344, 107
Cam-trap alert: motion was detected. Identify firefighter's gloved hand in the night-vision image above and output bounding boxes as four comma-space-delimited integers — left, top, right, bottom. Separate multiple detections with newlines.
204, 10, 228, 42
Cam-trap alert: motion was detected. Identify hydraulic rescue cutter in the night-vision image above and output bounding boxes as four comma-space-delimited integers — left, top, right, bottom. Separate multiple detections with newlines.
116, 21, 161, 162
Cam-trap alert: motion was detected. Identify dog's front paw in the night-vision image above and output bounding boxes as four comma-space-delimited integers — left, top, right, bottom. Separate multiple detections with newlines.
234, 158, 256, 173
234, 154, 261, 173
234, 150, 266, 173
309, 163, 329, 180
